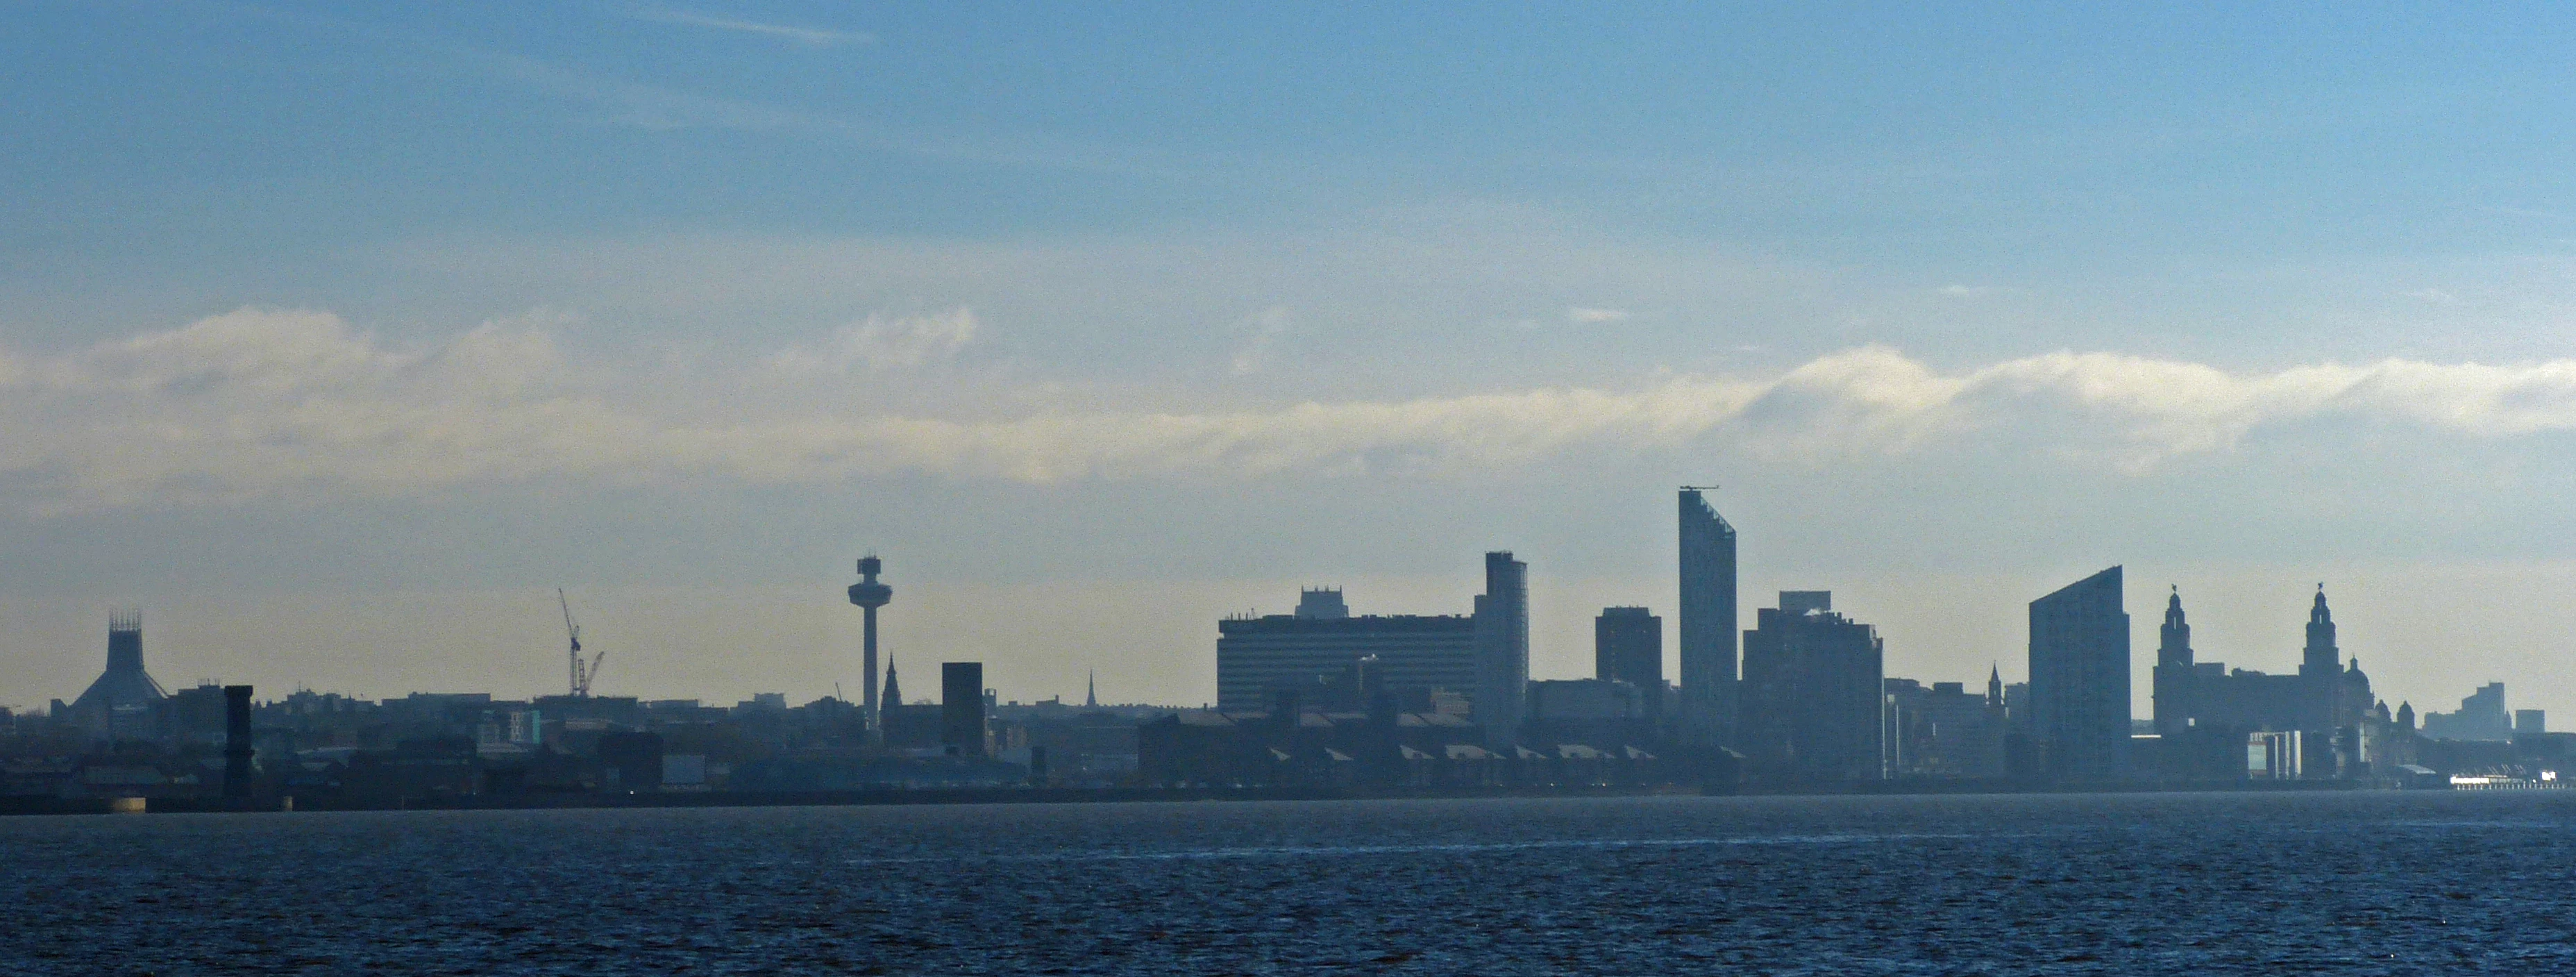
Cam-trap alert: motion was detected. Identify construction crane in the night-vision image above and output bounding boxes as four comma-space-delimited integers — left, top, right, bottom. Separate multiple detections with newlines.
559, 588, 606, 697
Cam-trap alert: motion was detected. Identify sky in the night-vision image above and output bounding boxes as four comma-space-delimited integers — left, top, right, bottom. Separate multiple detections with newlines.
9, 2, 2576, 721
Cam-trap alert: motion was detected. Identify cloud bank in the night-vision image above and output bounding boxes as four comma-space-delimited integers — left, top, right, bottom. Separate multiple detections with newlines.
8, 309, 2576, 511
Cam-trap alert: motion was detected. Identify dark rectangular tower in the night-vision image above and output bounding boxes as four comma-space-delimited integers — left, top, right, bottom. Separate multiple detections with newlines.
1678, 488, 1738, 746
222, 685, 255, 801
1737, 592, 1884, 782
2028, 567, 2129, 780
941, 662, 986, 757
1594, 606, 1662, 690
1473, 551, 1529, 749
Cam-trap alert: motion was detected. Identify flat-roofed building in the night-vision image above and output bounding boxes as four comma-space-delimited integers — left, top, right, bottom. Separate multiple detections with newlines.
1218, 590, 1477, 715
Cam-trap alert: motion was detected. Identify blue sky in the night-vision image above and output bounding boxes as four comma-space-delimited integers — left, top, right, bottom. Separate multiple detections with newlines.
8, 3, 2576, 717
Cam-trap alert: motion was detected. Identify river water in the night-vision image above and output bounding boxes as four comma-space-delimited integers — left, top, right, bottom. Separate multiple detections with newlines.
5, 791, 2572, 974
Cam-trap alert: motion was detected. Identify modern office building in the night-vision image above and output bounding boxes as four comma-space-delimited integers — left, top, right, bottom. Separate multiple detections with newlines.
1216, 590, 1478, 714
1677, 487, 1738, 746
941, 662, 986, 757
1738, 591, 1884, 782
2028, 567, 2129, 780
1594, 606, 1662, 690
1474, 551, 1530, 748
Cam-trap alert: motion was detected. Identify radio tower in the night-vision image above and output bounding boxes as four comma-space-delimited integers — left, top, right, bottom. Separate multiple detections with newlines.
848, 555, 893, 737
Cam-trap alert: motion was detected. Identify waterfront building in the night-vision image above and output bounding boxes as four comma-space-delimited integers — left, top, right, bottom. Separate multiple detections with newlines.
2028, 567, 2129, 780
1215, 592, 1477, 715
1594, 606, 1662, 690
1677, 488, 1738, 746
2149, 587, 2380, 778
1739, 591, 1884, 782
942, 662, 986, 757
1884, 677, 2007, 778
1473, 551, 1531, 749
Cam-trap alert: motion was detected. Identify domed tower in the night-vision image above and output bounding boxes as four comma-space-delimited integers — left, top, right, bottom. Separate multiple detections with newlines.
2152, 586, 2195, 736
848, 556, 893, 735
2299, 585, 2341, 733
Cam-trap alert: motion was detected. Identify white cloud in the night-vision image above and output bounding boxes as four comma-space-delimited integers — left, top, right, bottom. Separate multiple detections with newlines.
1937, 285, 1998, 298
765, 308, 979, 374
1229, 306, 1293, 376
634, 9, 874, 47
2402, 288, 2459, 303
1567, 307, 1630, 324
17, 310, 2576, 511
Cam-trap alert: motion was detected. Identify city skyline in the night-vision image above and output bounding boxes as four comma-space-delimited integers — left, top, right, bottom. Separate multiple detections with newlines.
6, 517, 2551, 730
12, 6, 2576, 728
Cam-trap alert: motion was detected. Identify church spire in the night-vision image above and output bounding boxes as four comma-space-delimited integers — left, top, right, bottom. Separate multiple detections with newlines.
1986, 664, 2003, 708
1085, 669, 1098, 708
880, 655, 902, 719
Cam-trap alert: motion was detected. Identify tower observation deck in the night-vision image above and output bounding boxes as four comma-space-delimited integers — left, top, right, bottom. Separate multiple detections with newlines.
849, 556, 893, 733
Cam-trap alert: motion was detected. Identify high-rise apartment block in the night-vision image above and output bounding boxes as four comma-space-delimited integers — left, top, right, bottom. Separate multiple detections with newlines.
1677, 488, 1738, 746
1739, 591, 1884, 781
1474, 551, 1530, 747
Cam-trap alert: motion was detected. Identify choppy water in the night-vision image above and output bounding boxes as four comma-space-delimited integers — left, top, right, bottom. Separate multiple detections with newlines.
6, 792, 2575, 974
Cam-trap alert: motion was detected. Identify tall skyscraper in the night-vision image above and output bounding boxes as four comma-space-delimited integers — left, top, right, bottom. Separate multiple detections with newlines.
2028, 567, 2129, 780
941, 662, 986, 757
1737, 592, 1884, 782
1677, 487, 1738, 746
1473, 551, 1529, 748
2151, 586, 2194, 736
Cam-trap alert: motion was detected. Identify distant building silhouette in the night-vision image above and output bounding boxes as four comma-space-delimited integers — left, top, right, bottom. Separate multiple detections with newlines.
1883, 676, 2007, 778
2028, 567, 2128, 779
1216, 592, 1476, 714
2423, 682, 2509, 742
1739, 591, 1884, 782
2150, 586, 2194, 737
70, 611, 166, 740
1594, 606, 1662, 693
2144, 586, 2380, 778
1677, 488, 1738, 746
1473, 551, 1530, 749
848, 555, 893, 738
941, 662, 986, 757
